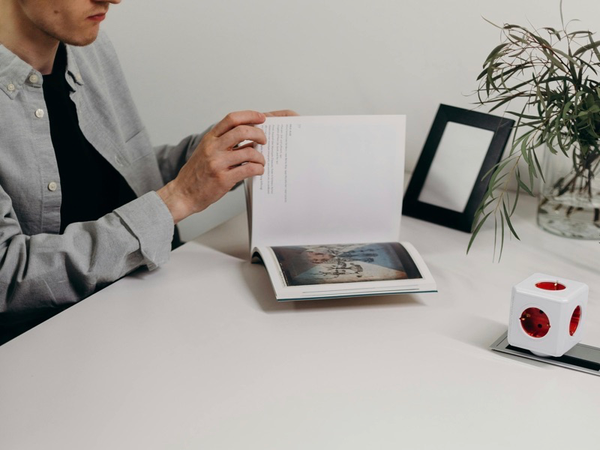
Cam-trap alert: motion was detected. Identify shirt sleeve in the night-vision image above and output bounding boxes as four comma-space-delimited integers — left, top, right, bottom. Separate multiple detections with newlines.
0, 189, 173, 325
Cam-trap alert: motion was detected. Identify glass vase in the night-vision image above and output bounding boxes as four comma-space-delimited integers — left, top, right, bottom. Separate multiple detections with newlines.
537, 143, 600, 239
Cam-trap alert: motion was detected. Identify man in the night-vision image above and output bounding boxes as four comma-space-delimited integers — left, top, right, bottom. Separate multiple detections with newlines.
0, 0, 293, 343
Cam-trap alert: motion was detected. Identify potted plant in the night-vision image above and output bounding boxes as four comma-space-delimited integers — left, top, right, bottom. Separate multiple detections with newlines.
471, 1, 600, 258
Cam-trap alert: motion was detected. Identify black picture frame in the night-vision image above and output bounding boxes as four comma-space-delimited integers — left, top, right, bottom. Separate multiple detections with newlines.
403, 104, 514, 233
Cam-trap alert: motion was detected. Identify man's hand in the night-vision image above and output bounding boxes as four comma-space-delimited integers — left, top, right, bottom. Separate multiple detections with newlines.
157, 109, 297, 224
264, 110, 297, 118
157, 110, 266, 223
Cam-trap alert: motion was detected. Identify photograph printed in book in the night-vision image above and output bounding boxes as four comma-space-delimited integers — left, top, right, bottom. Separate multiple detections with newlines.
271, 243, 423, 286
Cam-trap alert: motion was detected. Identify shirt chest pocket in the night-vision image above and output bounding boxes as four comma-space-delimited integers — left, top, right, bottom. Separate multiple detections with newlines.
123, 128, 154, 164
85, 126, 153, 169
73, 88, 152, 167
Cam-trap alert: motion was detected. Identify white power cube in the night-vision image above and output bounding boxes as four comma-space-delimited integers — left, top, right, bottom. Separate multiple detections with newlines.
508, 273, 588, 357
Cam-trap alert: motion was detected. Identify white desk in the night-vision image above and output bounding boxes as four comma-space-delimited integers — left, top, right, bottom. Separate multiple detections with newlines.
1, 195, 599, 449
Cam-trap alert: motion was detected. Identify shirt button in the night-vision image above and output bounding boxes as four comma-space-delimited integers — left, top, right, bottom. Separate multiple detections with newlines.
114, 156, 123, 166
7, 83, 15, 92
75, 73, 83, 83
35, 109, 44, 118
48, 181, 58, 192
29, 74, 39, 84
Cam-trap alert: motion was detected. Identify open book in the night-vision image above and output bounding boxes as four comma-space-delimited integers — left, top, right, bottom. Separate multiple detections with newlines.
245, 115, 436, 301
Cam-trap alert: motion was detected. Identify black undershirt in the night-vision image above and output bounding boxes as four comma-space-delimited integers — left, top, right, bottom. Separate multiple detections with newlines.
42, 43, 137, 233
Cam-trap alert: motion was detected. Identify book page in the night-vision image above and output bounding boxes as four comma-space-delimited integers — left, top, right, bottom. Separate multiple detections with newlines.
249, 115, 406, 250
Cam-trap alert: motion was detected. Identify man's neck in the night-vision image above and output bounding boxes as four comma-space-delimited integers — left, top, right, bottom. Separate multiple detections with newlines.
0, 1, 59, 74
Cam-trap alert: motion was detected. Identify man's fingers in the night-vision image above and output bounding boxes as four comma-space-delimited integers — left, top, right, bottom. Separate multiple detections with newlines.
233, 141, 255, 151
226, 147, 265, 168
228, 161, 265, 180
204, 147, 264, 175
210, 110, 296, 151
211, 110, 266, 137
219, 125, 266, 150
264, 109, 298, 117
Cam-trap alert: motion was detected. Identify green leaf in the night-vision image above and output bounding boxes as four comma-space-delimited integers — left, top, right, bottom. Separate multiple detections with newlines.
552, 47, 577, 65
467, 212, 492, 254
484, 43, 509, 65
532, 149, 545, 183
508, 33, 530, 46
573, 39, 600, 58
510, 183, 521, 216
542, 27, 562, 39
566, 30, 592, 38
542, 48, 568, 73
499, 211, 506, 261
516, 177, 534, 196
502, 201, 521, 240
505, 111, 543, 122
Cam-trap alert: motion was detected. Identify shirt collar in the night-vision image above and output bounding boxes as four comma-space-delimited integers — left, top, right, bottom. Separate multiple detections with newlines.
0, 45, 36, 99
0, 43, 84, 100
64, 44, 85, 89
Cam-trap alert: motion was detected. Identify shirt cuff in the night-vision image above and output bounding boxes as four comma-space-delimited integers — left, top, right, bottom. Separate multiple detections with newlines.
114, 191, 174, 270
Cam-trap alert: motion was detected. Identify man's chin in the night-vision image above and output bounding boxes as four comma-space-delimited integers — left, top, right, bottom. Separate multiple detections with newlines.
62, 31, 100, 47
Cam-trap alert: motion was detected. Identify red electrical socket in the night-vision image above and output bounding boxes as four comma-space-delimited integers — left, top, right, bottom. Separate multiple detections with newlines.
570, 305, 581, 336
520, 307, 551, 338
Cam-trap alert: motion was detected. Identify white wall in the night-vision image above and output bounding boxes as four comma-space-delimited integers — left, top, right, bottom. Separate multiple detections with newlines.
103, 0, 599, 241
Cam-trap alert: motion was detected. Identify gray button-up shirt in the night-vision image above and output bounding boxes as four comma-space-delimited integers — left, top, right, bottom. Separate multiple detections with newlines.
0, 32, 203, 329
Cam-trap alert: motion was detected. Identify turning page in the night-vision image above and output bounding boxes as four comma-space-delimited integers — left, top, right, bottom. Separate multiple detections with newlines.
247, 115, 406, 251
